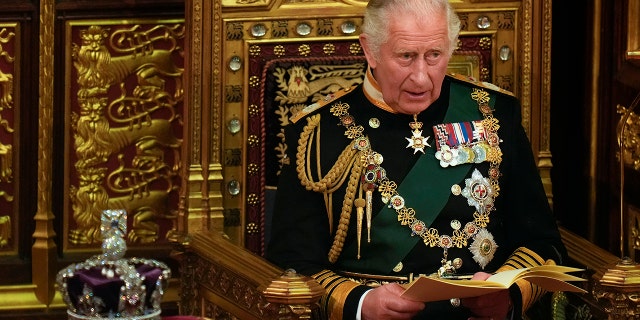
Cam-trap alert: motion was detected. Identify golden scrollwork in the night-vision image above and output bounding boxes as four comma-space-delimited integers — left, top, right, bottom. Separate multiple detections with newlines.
0, 28, 15, 185
273, 64, 364, 105
0, 28, 15, 111
617, 104, 640, 171
69, 23, 184, 245
271, 63, 365, 176
0, 215, 10, 247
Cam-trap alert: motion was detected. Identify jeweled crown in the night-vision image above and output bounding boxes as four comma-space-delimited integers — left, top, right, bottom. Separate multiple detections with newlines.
56, 210, 171, 319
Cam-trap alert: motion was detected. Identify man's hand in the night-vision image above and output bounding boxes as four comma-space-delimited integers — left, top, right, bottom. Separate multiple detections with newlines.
361, 283, 425, 320
462, 272, 513, 320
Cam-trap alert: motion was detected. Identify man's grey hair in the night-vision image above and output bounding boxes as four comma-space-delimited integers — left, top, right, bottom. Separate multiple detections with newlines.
361, 0, 461, 61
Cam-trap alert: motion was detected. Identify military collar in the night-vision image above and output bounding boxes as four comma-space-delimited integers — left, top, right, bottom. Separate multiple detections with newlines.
362, 67, 397, 114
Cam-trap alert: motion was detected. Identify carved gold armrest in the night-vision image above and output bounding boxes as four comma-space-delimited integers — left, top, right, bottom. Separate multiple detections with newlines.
171, 231, 323, 320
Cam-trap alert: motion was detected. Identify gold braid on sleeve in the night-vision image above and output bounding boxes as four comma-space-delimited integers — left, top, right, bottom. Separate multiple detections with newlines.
496, 247, 555, 313
296, 114, 365, 263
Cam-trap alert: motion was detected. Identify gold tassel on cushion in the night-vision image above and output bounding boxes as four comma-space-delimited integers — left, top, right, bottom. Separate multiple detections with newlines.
495, 247, 557, 313
313, 270, 361, 320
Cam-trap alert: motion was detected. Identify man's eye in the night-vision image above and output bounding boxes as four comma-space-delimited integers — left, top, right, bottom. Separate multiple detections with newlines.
426, 52, 443, 64
400, 53, 413, 60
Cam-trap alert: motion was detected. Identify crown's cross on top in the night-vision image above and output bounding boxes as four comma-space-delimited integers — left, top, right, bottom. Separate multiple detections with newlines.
406, 114, 430, 154
101, 209, 128, 261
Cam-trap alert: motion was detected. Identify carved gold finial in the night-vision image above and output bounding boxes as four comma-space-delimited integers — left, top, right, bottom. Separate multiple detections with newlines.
593, 257, 640, 317
261, 268, 324, 319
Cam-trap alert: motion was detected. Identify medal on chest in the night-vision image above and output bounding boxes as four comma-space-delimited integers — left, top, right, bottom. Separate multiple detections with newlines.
405, 114, 431, 154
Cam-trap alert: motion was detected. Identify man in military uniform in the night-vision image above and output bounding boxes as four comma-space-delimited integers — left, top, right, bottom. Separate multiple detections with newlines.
266, 0, 567, 319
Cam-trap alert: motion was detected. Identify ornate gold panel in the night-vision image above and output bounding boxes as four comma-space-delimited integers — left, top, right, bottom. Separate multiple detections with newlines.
0, 23, 18, 255
454, 7, 518, 95
63, 19, 185, 251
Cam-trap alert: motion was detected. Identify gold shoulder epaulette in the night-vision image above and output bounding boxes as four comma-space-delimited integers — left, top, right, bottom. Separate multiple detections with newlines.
290, 85, 357, 124
447, 72, 516, 97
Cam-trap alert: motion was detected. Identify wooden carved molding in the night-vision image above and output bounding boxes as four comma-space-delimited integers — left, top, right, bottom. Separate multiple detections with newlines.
628, 0, 640, 64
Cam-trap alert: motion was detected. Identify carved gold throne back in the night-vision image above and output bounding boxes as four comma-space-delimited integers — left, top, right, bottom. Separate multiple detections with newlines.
254, 49, 490, 256
178, 1, 550, 318
208, 0, 530, 256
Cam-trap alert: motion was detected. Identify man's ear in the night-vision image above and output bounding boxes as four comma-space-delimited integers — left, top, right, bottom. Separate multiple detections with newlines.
359, 33, 377, 69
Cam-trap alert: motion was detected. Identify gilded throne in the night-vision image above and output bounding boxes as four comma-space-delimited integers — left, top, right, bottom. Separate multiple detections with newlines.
174, 0, 559, 319
174, 0, 636, 319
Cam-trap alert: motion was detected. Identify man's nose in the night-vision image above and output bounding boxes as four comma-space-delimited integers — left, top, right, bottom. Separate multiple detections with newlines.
410, 59, 430, 85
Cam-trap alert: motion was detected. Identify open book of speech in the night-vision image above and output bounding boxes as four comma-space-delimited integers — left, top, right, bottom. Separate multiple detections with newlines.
400, 265, 587, 302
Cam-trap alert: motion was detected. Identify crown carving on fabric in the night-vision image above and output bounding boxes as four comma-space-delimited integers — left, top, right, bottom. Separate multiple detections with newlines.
56, 209, 171, 319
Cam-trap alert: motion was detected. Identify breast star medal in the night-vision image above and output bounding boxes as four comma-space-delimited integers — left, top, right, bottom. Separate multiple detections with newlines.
406, 114, 430, 154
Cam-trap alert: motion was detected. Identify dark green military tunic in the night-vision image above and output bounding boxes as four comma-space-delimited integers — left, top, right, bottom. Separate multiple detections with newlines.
266, 71, 567, 319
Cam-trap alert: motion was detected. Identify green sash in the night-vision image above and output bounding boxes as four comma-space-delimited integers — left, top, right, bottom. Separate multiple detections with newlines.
338, 81, 495, 273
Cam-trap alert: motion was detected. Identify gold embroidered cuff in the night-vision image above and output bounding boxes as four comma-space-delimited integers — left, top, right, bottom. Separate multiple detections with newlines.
313, 269, 361, 320
496, 247, 558, 312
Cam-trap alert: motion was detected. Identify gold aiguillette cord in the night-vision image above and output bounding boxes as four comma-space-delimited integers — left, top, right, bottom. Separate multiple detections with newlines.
365, 184, 374, 242
355, 187, 366, 259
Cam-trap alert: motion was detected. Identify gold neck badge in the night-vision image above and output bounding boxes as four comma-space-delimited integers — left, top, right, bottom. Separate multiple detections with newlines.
406, 114, 431, 154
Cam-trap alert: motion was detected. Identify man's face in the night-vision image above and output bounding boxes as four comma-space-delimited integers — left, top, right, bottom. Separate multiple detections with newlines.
361, 11, 451, 115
